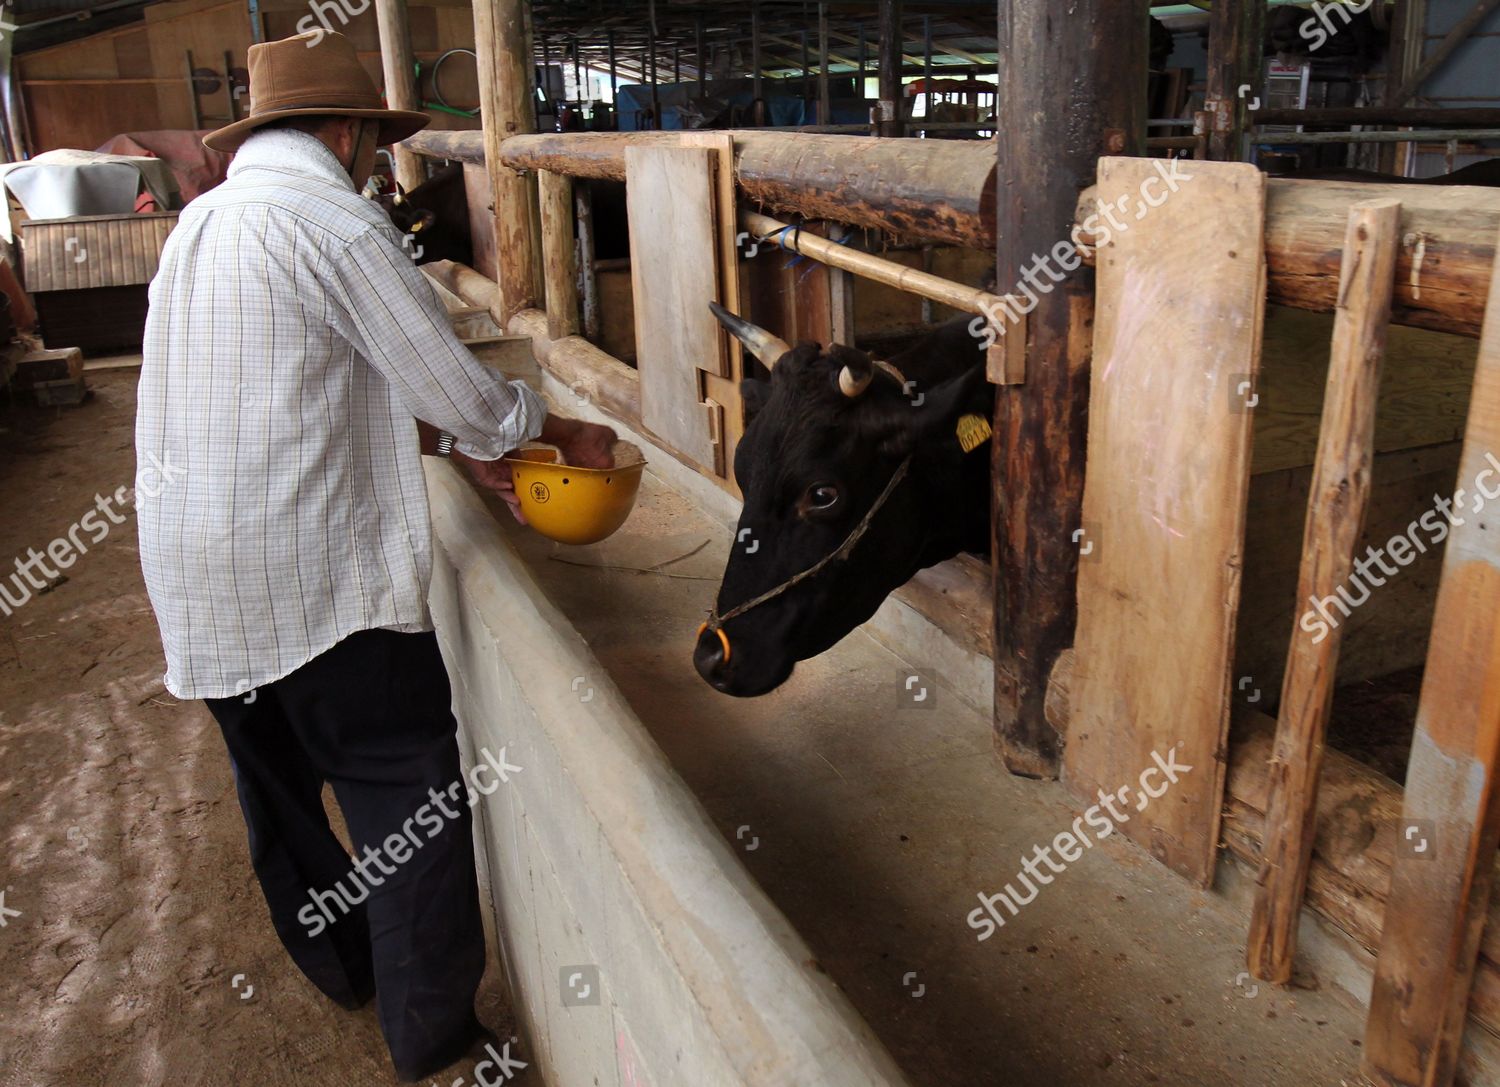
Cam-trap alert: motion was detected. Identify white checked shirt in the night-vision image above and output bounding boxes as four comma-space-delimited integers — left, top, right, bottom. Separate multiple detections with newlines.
137, 128, 544, 700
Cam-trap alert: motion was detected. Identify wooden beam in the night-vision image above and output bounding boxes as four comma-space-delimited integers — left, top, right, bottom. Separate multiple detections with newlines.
473, 0, 541, 322
482, 130, 998, 249
1246, 198, 1402, 984
509, 307, 641, 426
374, 0, 424, 192
539, 170, 580, 342
990, 0, 1148, 779
1069, 177, 1500, 341
1363, 223, 1500, 1087
1388, 0, 1500, 106
1205, 0, 1264, 160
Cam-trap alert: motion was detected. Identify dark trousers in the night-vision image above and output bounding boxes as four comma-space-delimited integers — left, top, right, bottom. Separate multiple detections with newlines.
205, 629, 485, 1081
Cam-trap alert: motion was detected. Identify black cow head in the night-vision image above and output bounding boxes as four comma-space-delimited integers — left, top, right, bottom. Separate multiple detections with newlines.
693, 303, 992, 697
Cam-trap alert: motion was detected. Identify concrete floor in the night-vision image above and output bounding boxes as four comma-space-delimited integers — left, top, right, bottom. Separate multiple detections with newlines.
498, 469, 1370, 1087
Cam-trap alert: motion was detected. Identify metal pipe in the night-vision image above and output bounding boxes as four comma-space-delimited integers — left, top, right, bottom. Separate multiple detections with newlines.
1253, 128, 1500, 144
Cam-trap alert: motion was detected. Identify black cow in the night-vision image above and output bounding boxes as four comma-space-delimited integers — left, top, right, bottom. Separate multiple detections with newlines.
378, 162, 472, 267
693, 305, 992, 697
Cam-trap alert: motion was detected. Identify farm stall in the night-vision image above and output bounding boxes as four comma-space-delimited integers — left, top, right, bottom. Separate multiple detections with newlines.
1, 0, 1499, 1085
384, 1, 1500, 1085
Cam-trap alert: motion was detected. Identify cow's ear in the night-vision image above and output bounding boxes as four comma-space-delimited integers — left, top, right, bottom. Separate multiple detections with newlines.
877, 363, 989, 456
741, 378, 770, 420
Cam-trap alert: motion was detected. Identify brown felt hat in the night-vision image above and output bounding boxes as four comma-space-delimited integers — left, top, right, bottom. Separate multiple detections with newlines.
203, 30, 429, 153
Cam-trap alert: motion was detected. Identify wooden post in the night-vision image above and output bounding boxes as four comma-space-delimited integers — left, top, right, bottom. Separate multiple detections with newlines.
539, 170, 580, 342
877, 0, 903, 137
818, 4, 831, 125
575, 181, 600, 340
1205, 0, 1264, 161
473, 0, 540, 323
1389, 0, 1500, 106
374, 0, 424, 192
1246, 198, 1402, 984
1363, 226, 1500, 1087
991, 0, 1148, 778
751, 3, 765, 124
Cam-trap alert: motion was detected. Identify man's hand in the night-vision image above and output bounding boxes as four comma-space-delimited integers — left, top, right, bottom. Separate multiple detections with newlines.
453, 452, 526, 524
540, 415, 617, 469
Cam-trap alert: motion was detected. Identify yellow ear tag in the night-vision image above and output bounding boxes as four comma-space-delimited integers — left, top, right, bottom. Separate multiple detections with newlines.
956, 413, 993, 453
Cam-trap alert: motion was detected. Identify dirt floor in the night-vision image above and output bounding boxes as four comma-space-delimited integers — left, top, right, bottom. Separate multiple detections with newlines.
0, 372, 522, 1087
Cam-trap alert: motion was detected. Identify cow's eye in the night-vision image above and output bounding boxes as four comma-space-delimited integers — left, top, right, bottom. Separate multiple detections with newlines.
807, 483, 840, 510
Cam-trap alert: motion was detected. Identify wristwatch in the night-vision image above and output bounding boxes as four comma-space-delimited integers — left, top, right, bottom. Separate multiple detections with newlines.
435, 431, 456, 458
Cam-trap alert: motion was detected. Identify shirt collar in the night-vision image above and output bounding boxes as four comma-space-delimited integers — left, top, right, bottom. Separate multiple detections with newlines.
228, 128, 355, 192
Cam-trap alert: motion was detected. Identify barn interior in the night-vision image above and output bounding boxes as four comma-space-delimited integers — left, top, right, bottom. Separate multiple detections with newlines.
2, 2, 1500, 1086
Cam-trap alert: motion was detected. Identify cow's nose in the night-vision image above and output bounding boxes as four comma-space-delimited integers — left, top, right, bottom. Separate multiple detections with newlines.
693, 625, 730, 688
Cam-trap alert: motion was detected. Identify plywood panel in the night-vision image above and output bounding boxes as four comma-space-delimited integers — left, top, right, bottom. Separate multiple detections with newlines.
21, 84, 162, 154
625, 144, 720, 471
1064, 157, 1268, 886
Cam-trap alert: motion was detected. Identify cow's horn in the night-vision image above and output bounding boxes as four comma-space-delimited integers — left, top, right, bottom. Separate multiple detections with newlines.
838, 356, 874, 398
708, 301, 791, 369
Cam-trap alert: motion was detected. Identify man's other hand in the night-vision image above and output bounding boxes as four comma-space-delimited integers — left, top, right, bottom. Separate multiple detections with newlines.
541, 416, 617, 470
453, 453, 526, 524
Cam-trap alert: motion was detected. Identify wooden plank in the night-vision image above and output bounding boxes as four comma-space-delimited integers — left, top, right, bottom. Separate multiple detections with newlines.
21, 215, 178, 293
677, 131, 737, 380
1364, 226, 1500, 1087
625, 144, 720, 472
1064, 157, 1267, 885
1248, 198, 1402, 984
538, 170, 580, 342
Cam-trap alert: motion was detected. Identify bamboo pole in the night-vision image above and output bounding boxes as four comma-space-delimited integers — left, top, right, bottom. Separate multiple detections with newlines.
374, 0, 424, 192
741, 209, 1005, 317
539, 170, 580, 341
472, 0, 540, 322
1246, 198, 1402, 985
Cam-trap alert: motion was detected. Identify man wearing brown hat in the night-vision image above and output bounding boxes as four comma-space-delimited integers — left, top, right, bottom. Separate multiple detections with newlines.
136, 30, 613, 1081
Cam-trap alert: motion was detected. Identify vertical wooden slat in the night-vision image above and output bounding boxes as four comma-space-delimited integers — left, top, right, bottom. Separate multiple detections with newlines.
1363, 225, 1500, 1087
538, 170, 579, 342
1247, 198, 1403, 983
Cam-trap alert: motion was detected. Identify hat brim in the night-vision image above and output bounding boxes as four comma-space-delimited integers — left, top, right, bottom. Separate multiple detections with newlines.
203, 107, 431, 153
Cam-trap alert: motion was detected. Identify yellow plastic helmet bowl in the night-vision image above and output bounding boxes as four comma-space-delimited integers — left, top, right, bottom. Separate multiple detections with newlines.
504, 441, 647, 545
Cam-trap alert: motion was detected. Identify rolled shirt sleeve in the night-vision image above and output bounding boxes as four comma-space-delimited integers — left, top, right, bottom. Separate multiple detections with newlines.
325, 225, 546, 460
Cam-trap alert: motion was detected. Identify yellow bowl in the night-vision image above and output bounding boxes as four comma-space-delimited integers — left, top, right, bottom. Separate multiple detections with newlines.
504, 441, 647, 545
